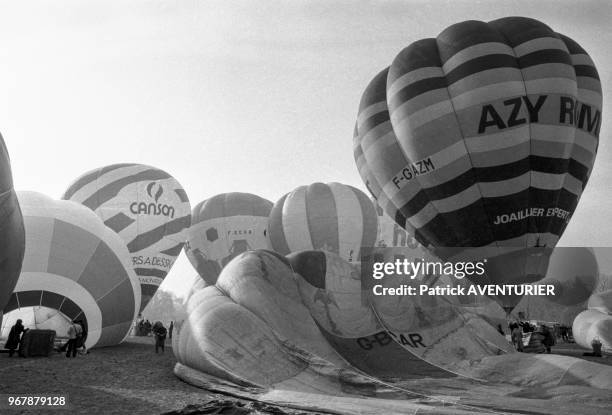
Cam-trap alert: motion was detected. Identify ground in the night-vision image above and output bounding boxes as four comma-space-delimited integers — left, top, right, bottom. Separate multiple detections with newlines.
0, 337, 221, 414
0, 337, 610, 414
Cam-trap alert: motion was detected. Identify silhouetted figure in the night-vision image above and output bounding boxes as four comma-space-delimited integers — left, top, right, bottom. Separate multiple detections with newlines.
510, 322, 523, 352
144, 320, 152, 336
152, 321, 167, 354
5, 319, 25, 357
541, 325, 554, 354
66, 320, 82, 358
168, 321, 174, 339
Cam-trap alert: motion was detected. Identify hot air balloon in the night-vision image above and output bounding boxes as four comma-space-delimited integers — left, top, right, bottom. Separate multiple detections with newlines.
267, 182, 378, 263
0, 133, 25, 316
2, 192, 140, 348
185, 193, 272, 284
355, 17, 602, 312
62, 163, 191, 311
288, 250, 511, 378
174, 250, 348, 382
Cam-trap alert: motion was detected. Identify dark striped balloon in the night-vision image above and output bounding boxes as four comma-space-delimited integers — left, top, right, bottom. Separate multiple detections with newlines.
355, 17, 602, 311
267, 182, 378, 263
186, 192, 272, 284
62, 163, 191, 311
0, 133, 25, 315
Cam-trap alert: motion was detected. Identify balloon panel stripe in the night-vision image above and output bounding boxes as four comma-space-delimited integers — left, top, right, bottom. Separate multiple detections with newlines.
193, 193, 272, 223
444, 54, 520, 86
103, 212, 136, 233
126, 214, 190, 252
135, 267, 167, 278
388, 77, 447, 109
159, 242, 184, 257
80, 169, 172, 211
174, 188, 189, 203
352, 185, 378, 253
267, 194, 291, 255
305, 183, 339, 252
405, 187, 577, 246
62, 163, 138, 200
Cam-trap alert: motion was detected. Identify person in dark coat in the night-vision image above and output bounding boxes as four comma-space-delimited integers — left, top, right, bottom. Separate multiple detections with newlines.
152, 321, 167, 354
144, 320, 152, 336
542, 325, 555, 354
75, 319, 88, 354
5, 319, 25, 357
168, 321, 174, 339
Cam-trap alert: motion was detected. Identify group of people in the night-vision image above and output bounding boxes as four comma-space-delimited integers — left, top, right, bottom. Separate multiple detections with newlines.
135, 317, 174, 340
503, 313, 556, 353
3, 318, 87, 358
63, 319, 88, 357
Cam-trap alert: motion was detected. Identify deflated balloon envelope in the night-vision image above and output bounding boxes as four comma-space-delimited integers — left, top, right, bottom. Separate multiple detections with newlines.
3, 191, 141, 348
174, 249, 349, 388
0, 133, 25, 314
267, 182, 378, 263
288, 250, 512, 378
185, 192, 272, 285
354, 17, 602, 312
62, 163, 191, 311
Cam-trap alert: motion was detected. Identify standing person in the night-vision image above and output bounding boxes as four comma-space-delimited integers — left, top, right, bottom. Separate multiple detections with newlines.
168, 321, 174, 340
5, 319, 25, 357
75, 319, 88, 355
144, 320, 152, 336
510, 322, 524, 352
65, 320, 80, 358
152, 321, 167, 354
542, 325, 555, 354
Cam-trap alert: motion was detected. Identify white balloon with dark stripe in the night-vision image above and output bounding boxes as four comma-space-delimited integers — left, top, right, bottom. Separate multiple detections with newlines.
5, 191, 141, 348
267, 182, 378, 263
62, 163, 191, 311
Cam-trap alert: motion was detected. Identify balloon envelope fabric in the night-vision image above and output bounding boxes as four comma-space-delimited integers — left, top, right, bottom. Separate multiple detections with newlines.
4, 191, 141, 348
0, 133, 25, 314
62, 163, 191, 311
354, 17, 602, 311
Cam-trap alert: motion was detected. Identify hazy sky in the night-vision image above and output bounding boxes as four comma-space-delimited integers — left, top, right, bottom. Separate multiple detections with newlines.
1, 0, 611, 298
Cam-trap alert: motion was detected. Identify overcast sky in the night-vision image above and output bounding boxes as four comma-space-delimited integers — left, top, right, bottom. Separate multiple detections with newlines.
1, 0, 611, 298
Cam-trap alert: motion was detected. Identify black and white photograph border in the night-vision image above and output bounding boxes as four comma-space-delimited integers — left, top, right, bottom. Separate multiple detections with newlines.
1, 1, 611, 414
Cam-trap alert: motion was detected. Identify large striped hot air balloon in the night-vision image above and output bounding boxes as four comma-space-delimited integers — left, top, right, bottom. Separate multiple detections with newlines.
3, 192, 140, 348
355, 17, 602, 312
62, 164, 191, 311
0, 133, 25, 316
186, 193, 272, 284
267, 182, 378, 263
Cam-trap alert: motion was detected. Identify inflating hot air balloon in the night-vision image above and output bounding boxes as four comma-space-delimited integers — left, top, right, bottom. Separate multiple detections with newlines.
267, 182, 378, 263
0, 133, 25, 316
62, 163, 191, 311
2, 192, 140, 348
355, 17, 602, 312
185, 193, 272, 284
